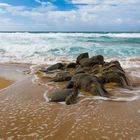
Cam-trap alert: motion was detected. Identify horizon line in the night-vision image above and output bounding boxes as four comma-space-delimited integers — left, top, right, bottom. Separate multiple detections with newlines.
0, 31, 140, 33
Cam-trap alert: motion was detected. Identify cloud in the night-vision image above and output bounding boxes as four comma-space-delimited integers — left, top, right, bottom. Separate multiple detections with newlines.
0, 1, 140, 31
70, 0, 99, 4
35, 0, 46, 5
35, 0, 54, 7
104, 0, 140, 5
68, 0, 140, 5
0, 16, 22, 31
0, 3, 10, 7
34, 0, 57, 12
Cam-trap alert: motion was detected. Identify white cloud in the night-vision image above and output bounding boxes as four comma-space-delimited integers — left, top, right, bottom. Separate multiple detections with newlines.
104, 0, 140, 5
0, 16, 22, 31
69, 0, 140, 5
113, 18, 123, 24
70, 0, 99, 4
34, 0, 56, 10
35, 0, 49, 5
0, 1, 140, 31
0, 3, 10, 7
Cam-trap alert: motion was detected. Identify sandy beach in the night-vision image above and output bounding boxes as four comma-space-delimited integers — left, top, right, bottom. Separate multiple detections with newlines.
0, 77, 13, 90
0, 0, 140, 138
0, 63, 140, 140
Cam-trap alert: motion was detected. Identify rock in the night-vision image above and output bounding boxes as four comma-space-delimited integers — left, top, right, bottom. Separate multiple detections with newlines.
66, 80, 74, 88
71, 73, 108, 97
46, 63, 66, 72
72, 73, 93, 90
39, 53, 133, 104
65, 89, 79, 105
79, 58, 92, 67
79, 55, 104, 67
75, 66, 85, 74
47, 88, 79, 105
91, 64, 101, 74
65, 63, 77, 68
50, 71, 72, 82
89, 59, 131, 89
76, 52, 89, 64
103, 61, 124, 72
90, 81, 108, 97
103, 71, 131, 89
90, 55, 104, 65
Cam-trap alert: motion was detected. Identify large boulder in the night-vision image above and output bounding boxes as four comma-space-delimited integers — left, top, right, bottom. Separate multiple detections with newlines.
46, 63, 66, 72
88, 59, 131, 89
103, 71, 131, 89
103, 61, 124, 72
79, 58, 92, 67
65, 89, 79, 105
76, 52, 89, 64
65, 63, 77, 69
79, 55, 104, 67
75, 65, 85, 74
66, 80, 74, 88
38, 53, 133, 105
90, 64, 101, 74
50, 71, 72, 82
71, 73, 108, 97
47, 88, 79, 105
90, 55, 104, 65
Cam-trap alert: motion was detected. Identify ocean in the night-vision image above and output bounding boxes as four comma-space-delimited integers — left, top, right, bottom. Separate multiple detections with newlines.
0, 32, 140, 68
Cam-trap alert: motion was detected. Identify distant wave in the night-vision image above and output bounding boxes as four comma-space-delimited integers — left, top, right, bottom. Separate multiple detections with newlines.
0, 32, 140, 67
1, 32, 140, 38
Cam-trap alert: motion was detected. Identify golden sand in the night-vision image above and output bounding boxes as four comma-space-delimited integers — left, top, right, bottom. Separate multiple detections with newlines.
0, 77, 13, 90
0, 64, 140, 140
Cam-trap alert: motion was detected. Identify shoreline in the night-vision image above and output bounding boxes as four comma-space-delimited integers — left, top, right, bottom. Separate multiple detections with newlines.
0, 63, 140, 139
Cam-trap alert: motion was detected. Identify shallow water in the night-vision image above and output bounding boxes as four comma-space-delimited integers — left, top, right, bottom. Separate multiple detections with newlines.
31, 64, 140, 104
1, 87, 140, 140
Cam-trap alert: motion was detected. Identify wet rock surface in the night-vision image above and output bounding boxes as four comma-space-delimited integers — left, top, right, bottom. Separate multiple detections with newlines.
50, 71, 72, 82
76, 52, 89, 64
40, 53, 132, 105
47, 88, 79, 105
45, 63, 66, 72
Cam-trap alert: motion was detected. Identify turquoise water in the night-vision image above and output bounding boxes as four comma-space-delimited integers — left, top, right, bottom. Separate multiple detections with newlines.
0, 32, 139, 65
46, 35, 140, 57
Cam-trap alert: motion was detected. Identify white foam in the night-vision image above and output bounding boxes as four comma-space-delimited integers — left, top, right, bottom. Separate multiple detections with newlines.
130, 71, 140, 78
79, 95, 140, 102
0, 32, 76, 64
106, 57, 140, 69
2, 32, 140, 38
104, 33, 140, 38
0, 32, 139, 65
109, 95, 140, 102
59, 102, 66, 105
79, 87, 140, 103
43, 91, 50, 103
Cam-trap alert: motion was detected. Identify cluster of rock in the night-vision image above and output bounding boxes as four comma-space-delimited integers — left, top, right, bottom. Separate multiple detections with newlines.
41, 53, 131, 105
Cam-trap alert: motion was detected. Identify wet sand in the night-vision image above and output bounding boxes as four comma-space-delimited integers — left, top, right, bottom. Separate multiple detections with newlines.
0, 77, 13, 90
0, 64, 140, 140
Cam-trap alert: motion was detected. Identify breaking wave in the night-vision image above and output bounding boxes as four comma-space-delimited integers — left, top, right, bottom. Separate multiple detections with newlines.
0, 32, 140, 69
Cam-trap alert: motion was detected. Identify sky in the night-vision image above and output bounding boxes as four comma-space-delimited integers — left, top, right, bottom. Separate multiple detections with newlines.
0, 0, 140, 31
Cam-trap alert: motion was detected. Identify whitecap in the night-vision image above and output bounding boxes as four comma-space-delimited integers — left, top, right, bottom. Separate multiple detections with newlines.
0, 32, 140, 64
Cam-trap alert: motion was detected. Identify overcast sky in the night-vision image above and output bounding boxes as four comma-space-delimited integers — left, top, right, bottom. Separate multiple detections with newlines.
0, 0, 140, 31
